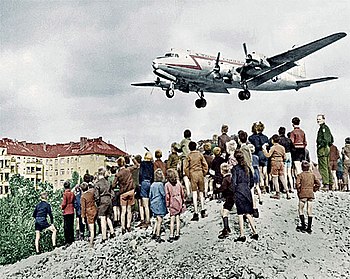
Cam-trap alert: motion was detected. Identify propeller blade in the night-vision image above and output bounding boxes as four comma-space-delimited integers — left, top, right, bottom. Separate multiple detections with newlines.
243, 43, 248, 57
215, 52, 220, 67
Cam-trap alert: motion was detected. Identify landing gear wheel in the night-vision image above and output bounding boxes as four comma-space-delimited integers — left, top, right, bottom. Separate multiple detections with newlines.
244, 90, 251, 100
238, 91, 245, 100
165, 89, 175, 98
195, 98, 207, 108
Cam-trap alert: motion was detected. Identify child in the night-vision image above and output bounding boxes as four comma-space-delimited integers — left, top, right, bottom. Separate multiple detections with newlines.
165, 168, 185, 242
149, 168, 167, 243
296, 161, 321, 234
218, 163, 234, 239
232, 150, 258, 242
33, 192, 57, 253
81, 182, 97, 247
252, 154, 263, 206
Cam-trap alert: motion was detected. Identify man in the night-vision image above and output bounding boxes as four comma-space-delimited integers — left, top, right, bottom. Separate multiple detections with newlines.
316, 114, 334, 190
184, 141, 208, 221
33, 192, 57, 253
290, 117, 307, 175
94, 167, 115, 242
218, 124, 230, 159
113, 156, 140, 234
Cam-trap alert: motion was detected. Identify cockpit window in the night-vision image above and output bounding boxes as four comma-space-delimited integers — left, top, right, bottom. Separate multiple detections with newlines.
164, 53, 179, 58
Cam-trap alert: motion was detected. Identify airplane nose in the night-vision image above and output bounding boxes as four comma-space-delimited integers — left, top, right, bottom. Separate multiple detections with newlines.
152, 61, 158, 70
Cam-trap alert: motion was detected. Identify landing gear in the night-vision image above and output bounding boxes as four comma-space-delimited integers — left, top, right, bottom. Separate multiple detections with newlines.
195, 90, 207, 108
165, 88, 175, 98
238, 90, 251, 101
195, 98, 207, 108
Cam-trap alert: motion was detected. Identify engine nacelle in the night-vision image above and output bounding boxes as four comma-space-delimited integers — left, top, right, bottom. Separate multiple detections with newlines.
249, 52, 270, 68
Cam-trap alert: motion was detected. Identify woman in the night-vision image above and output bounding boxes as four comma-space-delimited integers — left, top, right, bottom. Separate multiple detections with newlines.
232, 150, 259, 242
139, 152, 154, 228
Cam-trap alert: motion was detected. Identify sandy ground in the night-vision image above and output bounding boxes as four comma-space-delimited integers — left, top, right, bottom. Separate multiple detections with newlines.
1, 191, 349, 279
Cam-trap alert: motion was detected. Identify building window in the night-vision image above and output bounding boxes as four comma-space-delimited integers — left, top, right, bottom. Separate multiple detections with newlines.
5, 173, 9, 181
67, 158, 70, 164
4, 185, 8, 194
60, 180, 64, 187
55, 169, 58, 175
60, 169, 65, 175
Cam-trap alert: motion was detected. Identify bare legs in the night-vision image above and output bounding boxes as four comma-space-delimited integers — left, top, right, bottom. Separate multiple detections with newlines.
100, 216, 114, 240
121, 205, 133, 230
35, 225, 57, 253
142, 198, 150, 224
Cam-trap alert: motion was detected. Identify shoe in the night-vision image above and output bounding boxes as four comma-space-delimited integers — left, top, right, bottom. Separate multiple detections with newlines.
219, 227, 231, 234
121, 229, 126, 235
101, 239, 107, 244
234, 236, 246, 242
109, 233, 116, 239
155, 236, 165, 243
218, 228, 229, 239
137, 221, 145, 228
306, 228, 312, 234
191, 213, 199, 221
251, 234, 259, 240
201, 209, 207, 218
168, 237, 175, 243
296, 225, 306, 233
174, 235, 180, 241
259, 200, 263, 205
253, 208, 259, 218
151, 234, 157, 240
286, 195, 291, 200
270, 193, 280, 199
127, 227, 131, 233
140, 222, 150, 229
36, 251, 41, 255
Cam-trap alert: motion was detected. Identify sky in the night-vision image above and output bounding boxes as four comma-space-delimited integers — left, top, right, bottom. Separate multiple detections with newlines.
1, 0, 349, 161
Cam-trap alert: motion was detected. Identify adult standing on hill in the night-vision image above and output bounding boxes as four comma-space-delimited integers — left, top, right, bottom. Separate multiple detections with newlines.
61, 181, 75, 245
33, 192, 57, 254
316, 114, 334, 190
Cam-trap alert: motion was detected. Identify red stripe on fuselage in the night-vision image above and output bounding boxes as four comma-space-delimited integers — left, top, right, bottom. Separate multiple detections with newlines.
166, 55, 243, 70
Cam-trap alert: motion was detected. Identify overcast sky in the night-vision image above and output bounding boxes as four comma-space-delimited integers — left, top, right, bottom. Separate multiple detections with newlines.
1, 0, 349, 161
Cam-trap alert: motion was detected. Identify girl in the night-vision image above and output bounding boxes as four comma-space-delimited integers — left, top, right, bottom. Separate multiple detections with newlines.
165, 168, 185, 242
149, 168, 167, 243
232, 150, 258, 242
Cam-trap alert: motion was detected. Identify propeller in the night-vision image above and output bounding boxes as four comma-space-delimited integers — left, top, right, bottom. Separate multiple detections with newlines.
205, 52, 221, 78
243, 43, 248, 57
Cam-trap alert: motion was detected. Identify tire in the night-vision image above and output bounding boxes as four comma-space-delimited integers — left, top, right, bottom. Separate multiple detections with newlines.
238, 91, 245, 100
195, 99, 202, 108
200, 98, 207, 108
166, 89, 175, 98
244, 90, 251, 100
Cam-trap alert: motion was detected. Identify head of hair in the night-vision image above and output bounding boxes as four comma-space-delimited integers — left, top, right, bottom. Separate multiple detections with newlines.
278, 127, 286, 136
154, 168, 165, 182
203, 142, 212, 151
256, 121, 265, 133
251, 122, 257, 134
64, 180, 71, 189
184, 129, 191, 139
98, 166, 106, 177
155, 149, 162, 159
110, 166, 117, 174
301, 160, 310, 171
317, 114, 325, 120
144, 151, 153, 161
292, 117, 300, 125
124, 156, 130, 165
117, 157, 125, 167
345, 137, 350, 144
272, 134, 280, 144
134, 154, 142, 163
81, 182, 89, 192
226, 140, 237, 155
166, 168, 178, 185
189, 141, 197, 151
88, 182, 94, 189
238, 130, 248, 143
220, 163, 230, 175
213, 146, 221, 156
234, 150, 249, 174
221, 124, 228, 133
40, 192, 48, 200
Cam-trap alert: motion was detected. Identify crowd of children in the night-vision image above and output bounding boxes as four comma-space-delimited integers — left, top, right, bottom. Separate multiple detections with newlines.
32, 118, 350, 252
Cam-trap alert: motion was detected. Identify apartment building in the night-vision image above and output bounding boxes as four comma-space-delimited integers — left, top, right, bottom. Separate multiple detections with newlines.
0, 137, 127, 194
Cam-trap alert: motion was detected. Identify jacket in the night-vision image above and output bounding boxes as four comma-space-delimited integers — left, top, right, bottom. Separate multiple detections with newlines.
317, 123, 333, 149
184, 150, 208, 177
61, 189, 75, 215
81, 188, 97, 219
94, 177, 112, 205
296, 171, 321, 199
290, 127, 307, 149
33, 200, 54, 224
113, 165, 138, 194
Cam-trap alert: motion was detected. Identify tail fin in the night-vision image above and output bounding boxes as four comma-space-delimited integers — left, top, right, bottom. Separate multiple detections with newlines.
296, 77, 337, 89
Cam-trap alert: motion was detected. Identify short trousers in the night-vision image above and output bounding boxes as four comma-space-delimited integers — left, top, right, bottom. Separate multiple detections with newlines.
35, 218, 50, 232
190, 171, 205, 192
292, 148, 305, 162
85, 208, 97, 224
140, 180, 151, 198
329, 160, 337, 171
98, 199, 113, 217
257, 151, 268, 167
223, 196, 235, 211
299, 197, 314, 202
112, 191, 120, 207
271, 161, 284, 176
284, 152, 292, 168
253, 167, 260, 184
120, 189, 135, 206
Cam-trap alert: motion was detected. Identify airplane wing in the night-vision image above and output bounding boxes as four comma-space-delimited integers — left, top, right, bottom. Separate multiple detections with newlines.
247, 61, 297, 88
266, 32, 346, 67
131, 80, 171, 89
296, 77, 337, 89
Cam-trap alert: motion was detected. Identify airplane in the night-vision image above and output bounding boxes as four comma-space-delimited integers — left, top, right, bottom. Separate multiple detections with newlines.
132, 32, 347, 108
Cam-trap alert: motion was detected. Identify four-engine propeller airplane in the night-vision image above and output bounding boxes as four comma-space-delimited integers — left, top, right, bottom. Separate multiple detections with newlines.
132, 32, 346, 108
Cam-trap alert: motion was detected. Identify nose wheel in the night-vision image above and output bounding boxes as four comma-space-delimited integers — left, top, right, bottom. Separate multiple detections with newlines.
195, 98, 207, 108
165, 88, 175, 98
238, 90, 251, 100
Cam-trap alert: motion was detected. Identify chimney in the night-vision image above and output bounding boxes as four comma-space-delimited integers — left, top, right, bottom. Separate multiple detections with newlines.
80, 137, 88, 149
43, 142, 47, 152
98, 136, 102, 141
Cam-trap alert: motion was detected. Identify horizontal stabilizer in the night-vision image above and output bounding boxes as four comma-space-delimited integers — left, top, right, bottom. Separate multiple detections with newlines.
296, 77, 337, 89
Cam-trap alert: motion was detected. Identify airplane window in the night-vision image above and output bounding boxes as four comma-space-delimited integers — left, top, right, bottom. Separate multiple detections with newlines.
165, 53, 173, 57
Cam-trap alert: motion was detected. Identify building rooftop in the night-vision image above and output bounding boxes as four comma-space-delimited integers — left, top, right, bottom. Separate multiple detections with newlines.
0, 137, 127, 158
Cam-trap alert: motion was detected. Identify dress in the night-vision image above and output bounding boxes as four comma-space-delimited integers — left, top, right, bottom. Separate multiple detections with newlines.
165, 181, 184, 216
149, 182, 167, 217
231, 165, 254, 215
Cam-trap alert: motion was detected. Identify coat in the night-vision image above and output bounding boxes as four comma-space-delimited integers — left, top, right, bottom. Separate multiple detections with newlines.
149, 182, 167, 217
165, 181, 184, 216
81, 188, 97, 224
231, 164, 254, 215
296, 171, 321, 199
61, 189, 75, 215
